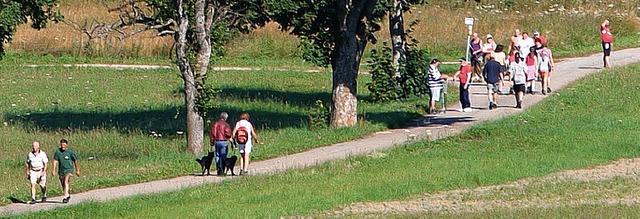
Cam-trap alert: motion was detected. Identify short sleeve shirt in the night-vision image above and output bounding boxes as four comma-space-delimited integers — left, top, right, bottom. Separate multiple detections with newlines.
27, 151, 48, 171
601, 26, 613, 43
54, 148, 77, 175
459, 65, 472, 84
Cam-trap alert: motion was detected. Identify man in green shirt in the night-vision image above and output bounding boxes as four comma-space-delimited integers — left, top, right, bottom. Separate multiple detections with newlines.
52, 139, 80, 203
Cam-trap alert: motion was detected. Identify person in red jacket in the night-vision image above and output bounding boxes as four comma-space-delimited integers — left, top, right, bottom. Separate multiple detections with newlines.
601, 19, 613, 68
210, 112, 232, 176
454, 58, 473, 112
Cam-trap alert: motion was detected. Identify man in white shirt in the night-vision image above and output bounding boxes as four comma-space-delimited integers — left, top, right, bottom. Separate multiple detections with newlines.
518, 32, 535, 58
26, 141, 48, 204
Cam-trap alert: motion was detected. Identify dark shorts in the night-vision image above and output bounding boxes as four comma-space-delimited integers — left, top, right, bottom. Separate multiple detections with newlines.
602, 42, 611, 56
513, 84, 526, 93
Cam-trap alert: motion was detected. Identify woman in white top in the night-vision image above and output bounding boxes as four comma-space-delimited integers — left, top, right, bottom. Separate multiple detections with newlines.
232, 112, 260, 175
482, 34, 497, 63
492, 44, 507, 93
537, 43, 555, 95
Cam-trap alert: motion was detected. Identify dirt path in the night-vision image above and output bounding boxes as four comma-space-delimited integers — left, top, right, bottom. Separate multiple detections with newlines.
330, 158, 640, 217
2, 48, 640, 216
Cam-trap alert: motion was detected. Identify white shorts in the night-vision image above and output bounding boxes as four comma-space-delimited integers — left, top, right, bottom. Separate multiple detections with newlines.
29, 170, 46, 187
238, 144, 252, 154
430, 88, 442, 102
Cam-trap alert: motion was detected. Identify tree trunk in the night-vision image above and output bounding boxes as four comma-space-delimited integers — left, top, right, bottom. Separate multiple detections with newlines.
389, 0, 406, 71
176, 0, 204, 155
330, 0, 375, 128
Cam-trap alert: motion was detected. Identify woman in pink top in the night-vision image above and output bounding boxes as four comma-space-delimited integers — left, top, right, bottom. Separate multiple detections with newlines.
525, 47, 538, 94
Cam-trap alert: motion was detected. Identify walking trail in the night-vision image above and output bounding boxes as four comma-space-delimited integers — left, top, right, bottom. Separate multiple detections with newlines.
2, 48, 640, 216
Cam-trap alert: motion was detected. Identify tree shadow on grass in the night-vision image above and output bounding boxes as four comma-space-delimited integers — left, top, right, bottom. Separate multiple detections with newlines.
3, 107, 309, 138
215, 86, 374, 107
4, 88, 414, 137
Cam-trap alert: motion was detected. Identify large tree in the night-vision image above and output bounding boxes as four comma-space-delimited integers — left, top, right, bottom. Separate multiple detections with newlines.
108, 0, 265, 154
0, 0, 61, 59
265, 0, 383, 128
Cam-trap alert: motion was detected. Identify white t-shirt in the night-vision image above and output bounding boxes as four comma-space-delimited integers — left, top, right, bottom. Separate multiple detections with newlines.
518, 37, 535, 57
27, 151, 48, 171
235, 120, 254, 147
509, 61, 528, 85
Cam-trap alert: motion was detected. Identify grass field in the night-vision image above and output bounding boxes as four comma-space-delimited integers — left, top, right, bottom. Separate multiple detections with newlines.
10, 63, 640, 218
0, 64, 443, 206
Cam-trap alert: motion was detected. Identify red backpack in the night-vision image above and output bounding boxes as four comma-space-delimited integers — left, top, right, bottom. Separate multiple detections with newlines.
236, 126, 249, 144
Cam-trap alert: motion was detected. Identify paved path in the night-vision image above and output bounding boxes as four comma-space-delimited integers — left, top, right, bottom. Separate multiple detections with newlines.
2, 48, 640, 216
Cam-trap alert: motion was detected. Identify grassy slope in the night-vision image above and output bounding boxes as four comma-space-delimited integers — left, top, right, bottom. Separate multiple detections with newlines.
0, 65, 428, 206
12, 63, 640, 218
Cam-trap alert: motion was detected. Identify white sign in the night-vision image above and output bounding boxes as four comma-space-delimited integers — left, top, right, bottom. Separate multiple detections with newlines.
464, 17, 474, 26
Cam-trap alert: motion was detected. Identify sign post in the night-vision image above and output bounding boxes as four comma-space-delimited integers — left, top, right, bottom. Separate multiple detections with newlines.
464, 17, 474, 62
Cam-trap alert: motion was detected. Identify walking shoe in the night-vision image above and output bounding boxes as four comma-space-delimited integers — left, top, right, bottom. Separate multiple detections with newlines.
29, 199, 37, 204
41, 196, 47, 203
547, 87, 552, 93
489, 102, 496, 110
542, 90, 547, 95
516, 101, 523, 109
62, 196, 70, 204
463, 108, 473, 113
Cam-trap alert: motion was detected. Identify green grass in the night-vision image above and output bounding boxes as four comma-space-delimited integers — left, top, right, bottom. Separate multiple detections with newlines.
10, 62, 640, 218
0, 64, 428, 206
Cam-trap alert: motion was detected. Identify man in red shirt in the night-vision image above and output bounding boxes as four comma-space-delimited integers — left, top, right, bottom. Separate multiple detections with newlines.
454, 58, 473, 112
601, 19, 613, 68
210, 112, 232, 176
533, 31, 547, 46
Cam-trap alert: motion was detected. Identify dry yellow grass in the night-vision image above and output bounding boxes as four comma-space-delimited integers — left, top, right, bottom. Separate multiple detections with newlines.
6, 0, 639, 61
8, 0, 173, 58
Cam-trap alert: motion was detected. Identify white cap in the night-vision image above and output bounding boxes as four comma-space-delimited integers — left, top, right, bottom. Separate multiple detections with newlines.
486, 34, 493, 39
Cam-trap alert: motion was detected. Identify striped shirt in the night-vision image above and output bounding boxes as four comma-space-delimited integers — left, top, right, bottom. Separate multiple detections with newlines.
427, 65, 445, 89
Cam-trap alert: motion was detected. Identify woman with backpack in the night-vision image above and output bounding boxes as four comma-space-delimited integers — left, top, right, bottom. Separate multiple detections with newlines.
232, 112, 260, 175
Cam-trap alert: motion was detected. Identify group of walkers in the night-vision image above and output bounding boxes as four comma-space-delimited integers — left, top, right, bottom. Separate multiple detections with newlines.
23, 112, 260, 204
429, 28, 555, 113
429, 19, 613, 113
25, 139, 80, 204
210, 112, 259, 176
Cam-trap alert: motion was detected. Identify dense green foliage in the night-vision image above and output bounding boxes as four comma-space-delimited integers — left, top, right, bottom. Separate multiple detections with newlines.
12, 64, 640, 218
0, 0, 61, 58
367, 27, 432, 102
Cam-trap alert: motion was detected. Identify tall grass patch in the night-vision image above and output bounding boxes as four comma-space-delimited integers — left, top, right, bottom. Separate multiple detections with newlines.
6, 0, 639, 64
13, 63, 640, 218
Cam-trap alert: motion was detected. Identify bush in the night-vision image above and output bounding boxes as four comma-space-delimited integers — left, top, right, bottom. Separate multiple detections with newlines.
366, 26, 430, 102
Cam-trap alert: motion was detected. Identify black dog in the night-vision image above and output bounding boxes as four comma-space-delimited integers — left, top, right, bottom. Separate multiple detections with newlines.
223, 155, 238, 176
195, 151, 215, 175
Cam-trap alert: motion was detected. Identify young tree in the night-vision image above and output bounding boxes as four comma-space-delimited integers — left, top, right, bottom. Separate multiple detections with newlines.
388, 0, 425, 70
265, 0, 383, 128
0, 0, 61, 59
108, 0, 265, 154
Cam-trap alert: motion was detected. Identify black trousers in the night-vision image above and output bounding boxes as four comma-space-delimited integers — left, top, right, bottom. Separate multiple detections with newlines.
459, 84, 471, 109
